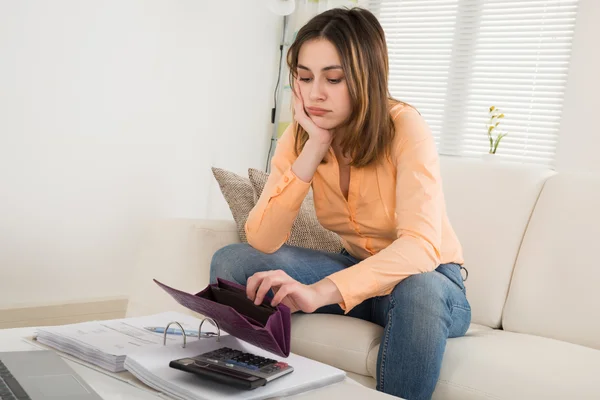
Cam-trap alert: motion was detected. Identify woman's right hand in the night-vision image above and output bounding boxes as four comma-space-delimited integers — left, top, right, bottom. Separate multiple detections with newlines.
293, 82, 333, 146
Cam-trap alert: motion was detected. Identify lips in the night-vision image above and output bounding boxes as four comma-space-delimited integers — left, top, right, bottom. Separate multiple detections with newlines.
306, 107, 331, 116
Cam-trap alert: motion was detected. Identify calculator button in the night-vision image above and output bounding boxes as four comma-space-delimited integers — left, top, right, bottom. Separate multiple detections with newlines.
196, 348, 287, 379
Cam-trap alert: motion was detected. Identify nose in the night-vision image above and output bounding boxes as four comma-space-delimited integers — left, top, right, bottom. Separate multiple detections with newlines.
308, 79, 326, 102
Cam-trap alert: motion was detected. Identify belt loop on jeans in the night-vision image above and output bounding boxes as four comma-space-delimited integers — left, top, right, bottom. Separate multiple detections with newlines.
459, 265, 469, 281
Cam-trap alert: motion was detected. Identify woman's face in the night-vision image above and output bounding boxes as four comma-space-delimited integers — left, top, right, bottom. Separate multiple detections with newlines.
296, 39, 352, 131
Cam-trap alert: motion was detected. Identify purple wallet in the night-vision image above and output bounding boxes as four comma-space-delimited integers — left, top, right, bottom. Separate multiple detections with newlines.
153, 278, 291, 357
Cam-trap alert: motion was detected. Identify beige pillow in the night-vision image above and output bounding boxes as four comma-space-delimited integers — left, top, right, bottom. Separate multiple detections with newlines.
211, 167, 255, 243
248, 168, 343, 254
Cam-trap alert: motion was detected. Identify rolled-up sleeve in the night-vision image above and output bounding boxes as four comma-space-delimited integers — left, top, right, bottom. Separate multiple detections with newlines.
245, 124, 311, 253
327, 109, 444, 312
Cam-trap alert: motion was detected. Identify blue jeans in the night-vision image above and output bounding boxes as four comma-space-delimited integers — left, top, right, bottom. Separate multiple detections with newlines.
209, 244, 471, 400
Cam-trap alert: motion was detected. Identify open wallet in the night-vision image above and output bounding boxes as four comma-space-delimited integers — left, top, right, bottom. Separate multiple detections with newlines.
153, 278, 291, 357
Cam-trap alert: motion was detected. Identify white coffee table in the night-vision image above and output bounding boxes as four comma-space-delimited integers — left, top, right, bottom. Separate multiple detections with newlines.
0, 327, 397, 400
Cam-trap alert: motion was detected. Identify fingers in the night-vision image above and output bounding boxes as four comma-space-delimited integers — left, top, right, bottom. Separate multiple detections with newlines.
254, 276, 274, 306
270, 283, 293, 307
292, 80, 310, 124
293, 87, 305, 119
246, 273, 261, 300
246, 270, 292, 305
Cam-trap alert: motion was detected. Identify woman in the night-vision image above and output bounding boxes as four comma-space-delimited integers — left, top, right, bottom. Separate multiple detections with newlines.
210, 7, 470, 400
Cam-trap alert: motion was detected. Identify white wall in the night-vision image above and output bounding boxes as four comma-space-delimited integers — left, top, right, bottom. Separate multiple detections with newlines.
0, 0, 280, 308
555, 0, 600, 172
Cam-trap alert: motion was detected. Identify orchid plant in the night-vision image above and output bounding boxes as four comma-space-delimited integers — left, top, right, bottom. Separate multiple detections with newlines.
487, 106, 508, 154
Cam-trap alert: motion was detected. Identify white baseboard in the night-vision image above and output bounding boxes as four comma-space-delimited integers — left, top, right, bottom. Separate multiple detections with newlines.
0, 297, 129, 329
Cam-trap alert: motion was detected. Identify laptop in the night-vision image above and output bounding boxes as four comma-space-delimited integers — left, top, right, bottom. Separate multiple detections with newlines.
0, 351, 102, 399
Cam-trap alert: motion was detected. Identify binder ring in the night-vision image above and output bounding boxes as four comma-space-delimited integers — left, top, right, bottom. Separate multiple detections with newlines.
199, 317, 221, 342
163, 321, 188, 348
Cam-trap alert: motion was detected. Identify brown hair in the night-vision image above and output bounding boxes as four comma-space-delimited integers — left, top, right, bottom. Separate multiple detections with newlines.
287, 7, 406, 167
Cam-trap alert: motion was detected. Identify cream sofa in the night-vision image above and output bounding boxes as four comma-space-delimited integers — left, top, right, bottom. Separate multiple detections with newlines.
126, 157, 600, 399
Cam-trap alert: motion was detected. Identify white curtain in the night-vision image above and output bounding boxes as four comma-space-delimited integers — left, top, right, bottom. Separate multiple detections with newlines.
369, 0, 579, 167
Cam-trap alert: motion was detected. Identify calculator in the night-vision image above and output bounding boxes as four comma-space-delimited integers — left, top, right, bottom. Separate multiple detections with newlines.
169, 347, 294, 390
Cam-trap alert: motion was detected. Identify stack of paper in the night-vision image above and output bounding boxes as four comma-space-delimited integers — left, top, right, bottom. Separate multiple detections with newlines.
36, 311, 346, 399
124, 332, 346, 400
35, 312, 207, 372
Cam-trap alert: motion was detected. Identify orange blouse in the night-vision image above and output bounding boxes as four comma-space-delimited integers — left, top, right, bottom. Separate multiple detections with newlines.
245, 103, 463, 312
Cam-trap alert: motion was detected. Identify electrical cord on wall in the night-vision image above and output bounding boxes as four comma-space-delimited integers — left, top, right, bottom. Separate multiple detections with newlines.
266, 16, 288, 172
272, 44, 284, 125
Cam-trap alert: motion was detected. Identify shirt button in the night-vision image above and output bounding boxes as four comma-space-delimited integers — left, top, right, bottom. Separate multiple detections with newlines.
276, 187, 282, 194
283, 176, 289, 183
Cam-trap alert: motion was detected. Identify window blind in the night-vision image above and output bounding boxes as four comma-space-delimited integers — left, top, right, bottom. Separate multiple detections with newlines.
368, 0, 579, 167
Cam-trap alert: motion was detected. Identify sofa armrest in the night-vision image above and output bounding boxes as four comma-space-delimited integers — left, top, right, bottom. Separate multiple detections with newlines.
126, 218, 240, 317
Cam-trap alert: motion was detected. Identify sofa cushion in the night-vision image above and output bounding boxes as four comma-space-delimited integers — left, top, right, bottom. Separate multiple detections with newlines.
365, 323, 492, 380
248, 168, 343, 253
290, 313, 491, 379
439, 157, 555, 328
211, 167, 343, 253
502, 173, 600, 350
429, 329, 600, 400
290, 314, 382, 377
211, 167, 255, 243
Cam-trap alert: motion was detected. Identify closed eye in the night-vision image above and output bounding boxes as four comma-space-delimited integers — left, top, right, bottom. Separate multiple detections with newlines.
298, 77, 343, 84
